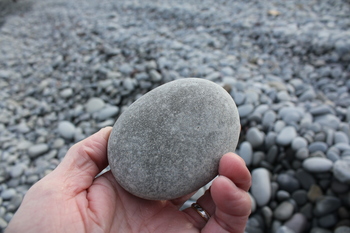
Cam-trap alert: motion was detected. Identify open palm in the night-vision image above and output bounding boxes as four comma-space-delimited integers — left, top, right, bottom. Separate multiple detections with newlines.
6, 127, 251, 233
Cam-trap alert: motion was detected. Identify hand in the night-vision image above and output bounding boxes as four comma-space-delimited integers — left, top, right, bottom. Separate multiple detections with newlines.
6, 127, 251, 233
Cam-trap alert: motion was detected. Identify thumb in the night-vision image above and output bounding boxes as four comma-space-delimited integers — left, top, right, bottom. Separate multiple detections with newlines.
53, 127, 112, 195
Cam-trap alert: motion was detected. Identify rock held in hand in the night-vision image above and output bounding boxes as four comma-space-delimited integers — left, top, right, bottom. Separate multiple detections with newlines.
108, 78, 240, 200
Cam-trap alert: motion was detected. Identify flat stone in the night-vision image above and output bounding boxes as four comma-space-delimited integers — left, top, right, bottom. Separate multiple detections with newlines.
27, 143, 49, 158
251, 168, 271, 206
246, 127, 265, 148
86, 97, 106, 113
309, 142, 328, 153
57, 121, 76, 140
310, 105, 335, 116
302, 157, 333, 173
108, 78, 240, 200
333, 159, 350, 184
274, 201, 294, 221
276, 126, 297, 146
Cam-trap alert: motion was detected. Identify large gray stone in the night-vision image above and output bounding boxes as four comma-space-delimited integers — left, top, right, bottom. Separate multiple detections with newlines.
108, 78, 240, 200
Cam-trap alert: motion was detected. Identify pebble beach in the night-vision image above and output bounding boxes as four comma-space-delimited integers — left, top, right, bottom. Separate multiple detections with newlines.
1, 0, 350, 232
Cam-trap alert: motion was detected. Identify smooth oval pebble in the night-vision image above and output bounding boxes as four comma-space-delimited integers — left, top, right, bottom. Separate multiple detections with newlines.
302, 157, 333, 173
108, 78, 240, 200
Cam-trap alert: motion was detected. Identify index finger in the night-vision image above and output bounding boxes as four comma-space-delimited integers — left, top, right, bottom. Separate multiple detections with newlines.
218, 152, 251, 192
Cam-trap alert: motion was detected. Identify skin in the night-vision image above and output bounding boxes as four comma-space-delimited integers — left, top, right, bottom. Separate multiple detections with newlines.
6, 127, 251, 233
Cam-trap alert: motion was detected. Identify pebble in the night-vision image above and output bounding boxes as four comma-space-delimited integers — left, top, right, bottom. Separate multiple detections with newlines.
57, 121, 76, 140
292, 137, 308, 151
108, 78, 240, 200
284, 213, 308, 233
274, 201, 294, 221
97, 106, 119, 121
251, 168, 271, 206
149, 69, 162, 82
1, 0, 350, 232
276, 126, 297, 146
277, 173, 300, 193
318, 213, 338, 228
246, 127, 265, 148
85, 97, 106, 113
0, 218, 7, 229
314, 196, 341, 217
302, 157, 333, 173
238, 104, 254, 118
1, 188, 16, 200
308, 142, 328, 153
59, 88, 73, 98
315, 114, 341, 130
10, 164, 25, 178
27, 144, 50, 158
296, 147, 309, 160
335, 131, 349, 144
292, 190, 308, 206
262, 110, 277, 129
333, 159, 350, 183
238, 141, 253, 166
295, 169, 316, 190
307, 184, 324, 202
335, 226, 350, 233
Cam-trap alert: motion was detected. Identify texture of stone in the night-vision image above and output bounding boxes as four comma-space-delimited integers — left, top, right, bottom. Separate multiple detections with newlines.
108, 78, 240, 200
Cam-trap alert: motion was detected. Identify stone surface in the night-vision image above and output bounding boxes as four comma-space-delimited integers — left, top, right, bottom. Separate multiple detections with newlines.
108, 78, 240, 200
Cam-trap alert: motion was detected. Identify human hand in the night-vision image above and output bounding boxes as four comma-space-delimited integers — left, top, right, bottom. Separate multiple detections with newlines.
6, 127, 251, 233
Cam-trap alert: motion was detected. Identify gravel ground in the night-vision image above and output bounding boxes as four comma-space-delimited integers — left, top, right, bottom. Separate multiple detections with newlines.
1, 0, 350, 232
